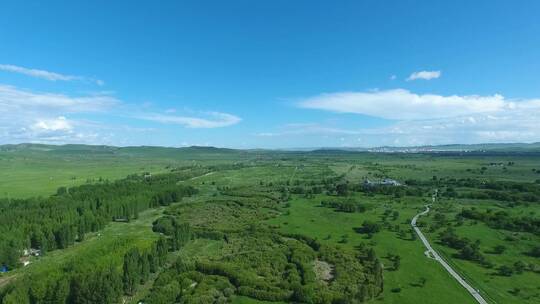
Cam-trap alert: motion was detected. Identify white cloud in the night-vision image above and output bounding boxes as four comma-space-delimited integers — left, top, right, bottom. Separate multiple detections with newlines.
276, 88, 540, 146
370, 110, 540, 145
298, 89, 539, 120
0, 83, 241, 144
0, 116, 105, 145
390, 75, 397, 80
406, 70, 441, 81
258, 108, 540, 147
0, 84, 121, 145
0, 64, 104, 85
0, 84, 119, 114
31, 116, 73, 132
140, 111, 241, 128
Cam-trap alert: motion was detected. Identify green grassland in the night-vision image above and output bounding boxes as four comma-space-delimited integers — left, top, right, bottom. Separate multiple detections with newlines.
1, 144, 539, 303
266, 196, 475, 304
0, 144, 245, 198
419, 198, 540, 303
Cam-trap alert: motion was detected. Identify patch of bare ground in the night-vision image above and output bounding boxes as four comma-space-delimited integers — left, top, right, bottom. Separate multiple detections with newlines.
313, 259, 334, 284
0, 274, 16, 289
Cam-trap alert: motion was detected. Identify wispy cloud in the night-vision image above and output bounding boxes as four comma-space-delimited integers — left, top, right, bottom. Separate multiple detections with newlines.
139, 111, 241, 128
406, 70, 441, 81
255, 123, 361, 137
0, 64, 77, 81
0, 64, 104, 85
0, 84, 119, 114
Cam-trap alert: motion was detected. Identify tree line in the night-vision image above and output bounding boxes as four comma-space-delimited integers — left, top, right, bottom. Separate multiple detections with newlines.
1, 215, 195, 303
0, 236, 171, 303
0, 170, 201, 270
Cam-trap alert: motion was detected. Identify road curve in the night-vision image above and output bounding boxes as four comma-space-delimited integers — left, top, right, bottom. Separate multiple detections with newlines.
411, 205, 489, 304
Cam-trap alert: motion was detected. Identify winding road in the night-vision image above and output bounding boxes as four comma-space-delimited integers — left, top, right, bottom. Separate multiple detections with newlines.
411, 204, 489, 304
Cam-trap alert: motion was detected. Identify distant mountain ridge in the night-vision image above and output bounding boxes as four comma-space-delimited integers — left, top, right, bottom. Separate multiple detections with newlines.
1, 142, 540, 154
305, 142, 540, 153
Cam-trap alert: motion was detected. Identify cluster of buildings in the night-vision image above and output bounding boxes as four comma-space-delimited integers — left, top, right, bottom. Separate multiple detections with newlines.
0, 248, 41, 273
363, 178, 402, 187
20, 248, 41, 267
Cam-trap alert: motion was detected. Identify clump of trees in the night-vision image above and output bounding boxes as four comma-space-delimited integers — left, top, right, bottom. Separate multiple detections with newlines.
491, 245, 506, 254
439, 179, 540, 203
320, 200, 366, 213
387, 253, 401, 270
152, 216, 192, 251
355, 221, 381, 238
358, 183, 424, 198
527, 245, 540, 258
438, 227, 488, 265
122, 238, 169, 295
496, 260, 534, 277
142, 231, 384, 304
459, 208, 540, 234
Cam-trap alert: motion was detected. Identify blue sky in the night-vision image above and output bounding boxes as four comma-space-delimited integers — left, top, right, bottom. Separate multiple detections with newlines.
1, 0, 539, 148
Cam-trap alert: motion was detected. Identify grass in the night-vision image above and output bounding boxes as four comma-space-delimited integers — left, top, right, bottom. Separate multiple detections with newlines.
421, 204, 540, 304
0, 152, 171, 198
0, 144, 244, 198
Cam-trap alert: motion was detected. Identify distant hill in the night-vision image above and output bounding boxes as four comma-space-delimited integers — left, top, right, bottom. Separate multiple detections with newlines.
361, 142, 540, 153
0, 143, 237, 153
0, 144, 250, 164
307, 143, 540, 153
1, 142, 540, 155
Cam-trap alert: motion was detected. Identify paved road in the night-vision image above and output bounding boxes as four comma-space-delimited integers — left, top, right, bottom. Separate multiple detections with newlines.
411, 205, 489, 304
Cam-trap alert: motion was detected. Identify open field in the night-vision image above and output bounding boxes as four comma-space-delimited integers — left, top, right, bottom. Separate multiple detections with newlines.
0, 144, 245, 198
